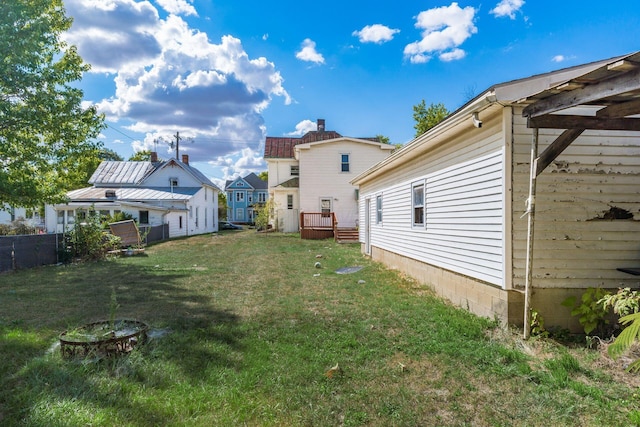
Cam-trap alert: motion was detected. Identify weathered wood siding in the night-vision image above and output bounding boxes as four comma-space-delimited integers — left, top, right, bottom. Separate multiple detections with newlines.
359, 112, 507, 287
510, 106, 640, 289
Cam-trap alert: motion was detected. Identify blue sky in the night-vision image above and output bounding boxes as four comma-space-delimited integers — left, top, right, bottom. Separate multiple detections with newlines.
63, 0, 640, 188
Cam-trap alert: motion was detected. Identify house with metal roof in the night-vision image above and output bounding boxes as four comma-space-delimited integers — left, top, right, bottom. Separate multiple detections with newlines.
264, 119, 394, 234
45, 153, 220, 238
224, 172, 268, 224
352, 52, 640, 333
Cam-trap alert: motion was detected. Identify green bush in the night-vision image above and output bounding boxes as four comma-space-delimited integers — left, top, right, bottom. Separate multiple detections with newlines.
63, 211, 121, 260
562, 288, 611, 336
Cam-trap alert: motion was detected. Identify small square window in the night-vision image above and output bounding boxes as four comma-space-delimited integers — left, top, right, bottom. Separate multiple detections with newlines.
169, 177, 178, 187
290, 165, 299, 176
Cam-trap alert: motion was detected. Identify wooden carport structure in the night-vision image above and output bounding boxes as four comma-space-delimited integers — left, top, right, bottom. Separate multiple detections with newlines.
521, 51, 640, 337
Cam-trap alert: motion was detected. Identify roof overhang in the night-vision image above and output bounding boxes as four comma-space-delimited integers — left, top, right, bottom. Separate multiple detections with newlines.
521, 51, 640, 176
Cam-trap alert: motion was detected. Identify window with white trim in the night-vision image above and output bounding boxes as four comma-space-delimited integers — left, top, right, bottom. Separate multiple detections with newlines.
290, 165, 299, 176
236, 191, 244, 202
341, 154, 350, 172
287, 194, 293, 210
376, 195, 383, 224
412, 182, 424, 227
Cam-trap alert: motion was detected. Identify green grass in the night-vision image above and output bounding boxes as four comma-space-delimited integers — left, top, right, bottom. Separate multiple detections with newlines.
1, 231, 639, 426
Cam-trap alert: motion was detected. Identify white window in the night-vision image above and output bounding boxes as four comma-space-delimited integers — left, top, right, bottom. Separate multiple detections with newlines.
376, 195, 383, 224
287, 194, 293, 210
258, 192, 266, 203
290, 165, 299, 176
412, 182, 424, 227
236, 192, 244, 202
341, 154, 350, 172
248, 193, 253, 203
321, 198, 332, 216
169, 177, 178, 187
236, 208, 244, 220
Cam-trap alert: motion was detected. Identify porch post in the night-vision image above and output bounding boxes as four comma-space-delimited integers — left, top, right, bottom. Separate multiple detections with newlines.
523, 128, 539, 339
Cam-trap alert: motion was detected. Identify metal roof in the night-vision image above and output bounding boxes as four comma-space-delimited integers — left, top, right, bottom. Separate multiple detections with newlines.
89, 161, 156, 185
67, 186, 198, 202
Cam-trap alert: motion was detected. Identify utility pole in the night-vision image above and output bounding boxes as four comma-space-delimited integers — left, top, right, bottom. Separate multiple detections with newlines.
173, 131, 181, 160
154, 131, 193, 159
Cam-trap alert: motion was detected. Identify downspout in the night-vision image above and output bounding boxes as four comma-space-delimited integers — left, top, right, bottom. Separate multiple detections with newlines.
523, 128, 539, 339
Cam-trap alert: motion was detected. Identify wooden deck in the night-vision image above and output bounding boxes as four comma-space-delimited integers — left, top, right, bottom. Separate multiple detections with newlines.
299, 213, 359, 243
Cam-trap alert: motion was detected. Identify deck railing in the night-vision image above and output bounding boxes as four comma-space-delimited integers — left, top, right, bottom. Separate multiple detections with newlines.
299, 212, 336, 239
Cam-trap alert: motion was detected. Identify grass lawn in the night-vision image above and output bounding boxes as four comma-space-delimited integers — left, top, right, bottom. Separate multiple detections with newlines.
1, 230, 639, 426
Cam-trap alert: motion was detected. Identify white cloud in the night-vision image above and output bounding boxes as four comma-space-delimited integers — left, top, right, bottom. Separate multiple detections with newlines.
64, 0, 162, 73
490, 0, 525, 19
404, 2, 477, 64
155, 0, 197, 16
552, 55, 566, 63
212, 147, 266, 183
295, 39, 325, 64
64, 0, 290, 164
353, 24, 400, 44
286, 119, 317, 136
439, 48, 466, 62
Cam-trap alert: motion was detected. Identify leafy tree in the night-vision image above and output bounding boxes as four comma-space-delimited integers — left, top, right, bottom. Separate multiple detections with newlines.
62, 147, 123, 191
376, 135, 390, 144
218, 192, 228, 220
129, 150, 152, 161
0, 0, 105, 208
257, 171, 268, 181
101, 148, 123, 161
413, 100, 449, 137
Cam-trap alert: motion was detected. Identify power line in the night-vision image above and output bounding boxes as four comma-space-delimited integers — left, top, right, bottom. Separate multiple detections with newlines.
106, 123, 265, 146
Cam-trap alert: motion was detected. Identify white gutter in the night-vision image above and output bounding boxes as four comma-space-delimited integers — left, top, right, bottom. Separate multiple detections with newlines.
352, 90, 499, 186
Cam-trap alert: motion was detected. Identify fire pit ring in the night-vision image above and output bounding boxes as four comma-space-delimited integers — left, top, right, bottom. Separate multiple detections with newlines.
59, 319, 149, 359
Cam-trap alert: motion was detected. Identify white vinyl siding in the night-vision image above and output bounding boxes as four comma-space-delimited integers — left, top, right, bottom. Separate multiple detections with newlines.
360, 147, 505, 287
297, 140, 393, 228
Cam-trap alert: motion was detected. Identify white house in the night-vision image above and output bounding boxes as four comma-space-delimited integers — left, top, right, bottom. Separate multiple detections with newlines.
45, 153, 220, 238
264, 119, 394, 233
0, 206, 44, 230
353, 52, 640, 331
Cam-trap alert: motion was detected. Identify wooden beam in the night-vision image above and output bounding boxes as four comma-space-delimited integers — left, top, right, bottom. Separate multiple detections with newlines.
528, 114, 640, 131
535, 128, 584, 176
522, 67, 640, 118
595, 98, 640, 118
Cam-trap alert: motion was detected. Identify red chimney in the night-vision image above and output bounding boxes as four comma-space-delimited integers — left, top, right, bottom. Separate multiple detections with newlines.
182, 154, 189, 165
150, 151, 158, 162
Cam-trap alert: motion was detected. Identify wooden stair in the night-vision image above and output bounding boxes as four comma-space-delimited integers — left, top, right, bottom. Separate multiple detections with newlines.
335, 227, 359, 243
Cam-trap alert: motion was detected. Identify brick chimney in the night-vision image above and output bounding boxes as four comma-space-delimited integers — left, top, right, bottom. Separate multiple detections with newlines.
150, 151, 158, 162
182, 154, 189, 165
317, 119, 325, 132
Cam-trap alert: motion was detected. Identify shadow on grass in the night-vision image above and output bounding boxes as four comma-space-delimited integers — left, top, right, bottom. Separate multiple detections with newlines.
0, 259, 244, 424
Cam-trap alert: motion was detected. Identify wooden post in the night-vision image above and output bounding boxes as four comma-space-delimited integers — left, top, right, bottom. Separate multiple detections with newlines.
523, 128, 538, 339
